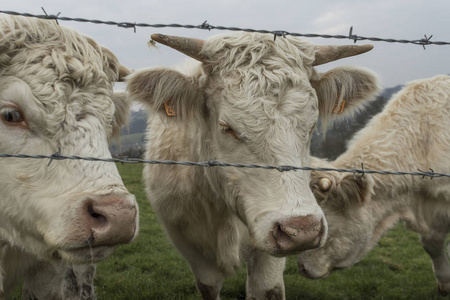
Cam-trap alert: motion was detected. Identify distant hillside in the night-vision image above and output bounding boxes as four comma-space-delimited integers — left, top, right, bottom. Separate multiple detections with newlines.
111, 110, 147, 157
115, 84, 404, 159
122, 110, 147, 135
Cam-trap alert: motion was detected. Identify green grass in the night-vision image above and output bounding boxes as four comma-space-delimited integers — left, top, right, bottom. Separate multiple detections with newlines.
10, 163, 450, 299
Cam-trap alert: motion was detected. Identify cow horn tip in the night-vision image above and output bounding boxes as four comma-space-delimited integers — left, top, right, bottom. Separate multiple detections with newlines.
318, 178, 332, 192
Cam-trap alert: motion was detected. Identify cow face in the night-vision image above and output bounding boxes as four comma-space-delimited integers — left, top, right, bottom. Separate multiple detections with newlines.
128, 33, 379, 256
0, 16, 138, 264
297, 157, 376, 278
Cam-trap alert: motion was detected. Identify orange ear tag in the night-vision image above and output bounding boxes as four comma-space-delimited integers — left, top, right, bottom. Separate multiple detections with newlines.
332, 99, 346, 114
164, 101, 176, 117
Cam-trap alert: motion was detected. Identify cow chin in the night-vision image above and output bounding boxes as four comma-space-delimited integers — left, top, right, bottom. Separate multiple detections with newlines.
296, 255, 332, 279
54, 246, 116, 264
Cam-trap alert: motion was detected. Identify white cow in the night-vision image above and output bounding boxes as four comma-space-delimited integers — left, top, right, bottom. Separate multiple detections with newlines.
127, 32, 379, 299
297, 75, 450, 295
0, 16, 138, 299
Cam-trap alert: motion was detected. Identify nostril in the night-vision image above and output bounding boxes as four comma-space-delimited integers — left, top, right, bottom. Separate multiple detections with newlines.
272, 221, 300, 253
87, 203, 108, 227
298, 262, 314, 279
298, 262, 306, 275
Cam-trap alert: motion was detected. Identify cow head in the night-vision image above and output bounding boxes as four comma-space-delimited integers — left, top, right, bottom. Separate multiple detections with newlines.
0, 16, 138, 265
297, 157, 376, 278
128, 32, 379, 256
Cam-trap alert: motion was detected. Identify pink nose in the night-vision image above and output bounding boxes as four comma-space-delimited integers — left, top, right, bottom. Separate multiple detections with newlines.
84, 193, 138, 246
272, 215, 324, 255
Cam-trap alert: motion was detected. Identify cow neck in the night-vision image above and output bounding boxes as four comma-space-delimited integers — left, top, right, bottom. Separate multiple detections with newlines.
333, 140, 418, 257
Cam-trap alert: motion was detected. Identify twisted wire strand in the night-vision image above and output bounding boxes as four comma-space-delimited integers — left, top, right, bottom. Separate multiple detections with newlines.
0, 153, 446, 178
0, 10, 449, 47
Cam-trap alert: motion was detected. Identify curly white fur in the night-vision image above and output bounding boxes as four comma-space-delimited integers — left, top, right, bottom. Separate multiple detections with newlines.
0, 16, 137, 299
128, 32, 379, 299
298, 75, 450, 295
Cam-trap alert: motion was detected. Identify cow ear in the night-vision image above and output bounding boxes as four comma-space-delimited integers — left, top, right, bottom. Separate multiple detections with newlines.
126, 67, 203, 120
336, 173, 374, 206
111, 90, 131, 139
312, 66, 380, 128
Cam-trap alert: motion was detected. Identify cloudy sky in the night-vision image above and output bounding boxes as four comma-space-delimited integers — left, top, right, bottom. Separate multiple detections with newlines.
2, 0, 449, 89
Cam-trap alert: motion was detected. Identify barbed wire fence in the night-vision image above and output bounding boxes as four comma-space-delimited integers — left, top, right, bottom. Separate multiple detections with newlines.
0, 9, 449, 179
0, 153, 446, 179
1, 9, 450, 48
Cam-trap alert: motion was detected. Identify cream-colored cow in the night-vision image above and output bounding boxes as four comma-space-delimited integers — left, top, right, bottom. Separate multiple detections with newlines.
298, 75, 450, 295
0, 16, 138, 299
128, 32, 379, 299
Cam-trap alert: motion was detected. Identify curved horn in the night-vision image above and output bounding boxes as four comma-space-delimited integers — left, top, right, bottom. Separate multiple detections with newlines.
151, 33, 206, 62
313, 44, 374, 66
318, 178, 332, 192
118, 65, 133, 82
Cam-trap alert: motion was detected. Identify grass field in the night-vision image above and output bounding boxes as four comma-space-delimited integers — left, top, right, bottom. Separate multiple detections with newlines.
11, 163, 450, 299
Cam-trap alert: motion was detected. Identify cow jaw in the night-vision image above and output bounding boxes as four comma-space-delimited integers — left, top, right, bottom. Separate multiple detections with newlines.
55, 246, 116, 264
296, 208, 373, 278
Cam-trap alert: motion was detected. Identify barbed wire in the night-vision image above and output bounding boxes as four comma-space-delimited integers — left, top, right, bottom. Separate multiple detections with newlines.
1, 9, 449, 48
0, 153, 446, 179
0, 9, 448, 179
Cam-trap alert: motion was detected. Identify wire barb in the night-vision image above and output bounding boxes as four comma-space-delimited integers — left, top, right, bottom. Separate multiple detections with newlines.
419, 34, 433, 49
118, 22, 137, 33
47, 147, 62, 166
200, 20, 212, 31
348, 26, 358, 44
418, 168, 435, 179
206, 160, 217, 167
273, 31, 287, 41
41, 7, 60, 25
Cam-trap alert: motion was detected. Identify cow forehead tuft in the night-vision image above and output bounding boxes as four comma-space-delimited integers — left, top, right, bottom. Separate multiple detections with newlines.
203, 32, 316, 74
201, 33, 319, 118
0, 16, 119, 138
0, 15, 120, 86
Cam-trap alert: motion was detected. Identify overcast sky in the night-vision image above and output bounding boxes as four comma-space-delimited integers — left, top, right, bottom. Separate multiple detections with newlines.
2, 0, 449, 89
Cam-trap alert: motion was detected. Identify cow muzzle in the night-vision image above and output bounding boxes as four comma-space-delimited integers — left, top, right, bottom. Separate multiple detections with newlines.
271, 215, 325, 255
297, 260, 331, 279
51, 192, 138, 264
83, 193, 138, 246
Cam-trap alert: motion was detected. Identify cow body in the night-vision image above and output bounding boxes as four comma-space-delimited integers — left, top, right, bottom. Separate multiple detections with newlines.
0, 16, 138, 299
128, 32, 379, 299
297, 75, 450, 294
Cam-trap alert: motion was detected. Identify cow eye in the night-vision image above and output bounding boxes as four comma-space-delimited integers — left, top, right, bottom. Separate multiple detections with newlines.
219, 120, 238, 140
1, 107, 26, 126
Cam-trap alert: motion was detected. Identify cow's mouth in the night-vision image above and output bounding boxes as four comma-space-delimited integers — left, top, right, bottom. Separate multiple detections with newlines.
53, 245, 116, 264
